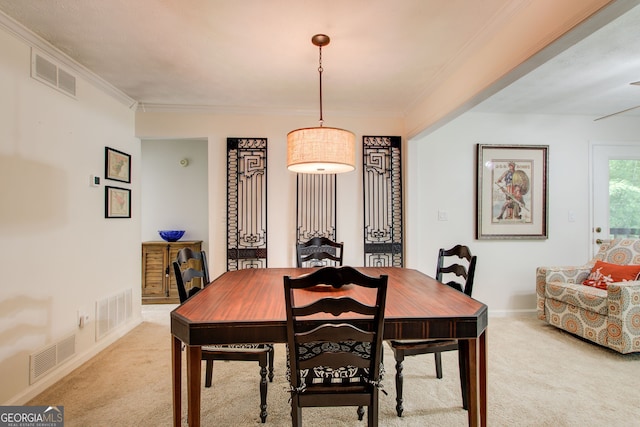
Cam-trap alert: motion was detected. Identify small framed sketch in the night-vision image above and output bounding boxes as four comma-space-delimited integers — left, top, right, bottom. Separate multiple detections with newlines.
476, 144, 548, 239
105, 147, 131, 183
105, 186, 131, 218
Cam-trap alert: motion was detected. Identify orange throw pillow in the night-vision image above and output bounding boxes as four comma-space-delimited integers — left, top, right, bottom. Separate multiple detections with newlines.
582, 260, 640, 290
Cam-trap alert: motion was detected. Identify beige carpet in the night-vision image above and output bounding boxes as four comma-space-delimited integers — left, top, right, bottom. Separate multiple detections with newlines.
28, 306, 640, 426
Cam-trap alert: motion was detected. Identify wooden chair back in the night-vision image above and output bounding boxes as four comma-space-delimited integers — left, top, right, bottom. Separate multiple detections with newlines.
296, 237, 344, 268
173, 248, 209, 303
436, 244, 477, 296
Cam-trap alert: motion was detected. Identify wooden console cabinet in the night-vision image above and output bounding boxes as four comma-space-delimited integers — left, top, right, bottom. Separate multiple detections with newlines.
141, 240, 202, 304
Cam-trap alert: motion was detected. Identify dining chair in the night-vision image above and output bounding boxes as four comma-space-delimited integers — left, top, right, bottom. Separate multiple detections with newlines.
173, 247, 209, 302
284, 266, 388, 427
173, 248, 274, 423
388, 244, 477, 416
296, 236, 344, 267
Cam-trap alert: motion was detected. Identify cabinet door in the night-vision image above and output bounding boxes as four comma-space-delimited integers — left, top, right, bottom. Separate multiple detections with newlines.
142, 244, 167, 298
167, 242, 202, 299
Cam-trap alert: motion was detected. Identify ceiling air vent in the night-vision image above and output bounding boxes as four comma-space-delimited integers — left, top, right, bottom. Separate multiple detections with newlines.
31, 49, 77, 99
57, 68, 77, 97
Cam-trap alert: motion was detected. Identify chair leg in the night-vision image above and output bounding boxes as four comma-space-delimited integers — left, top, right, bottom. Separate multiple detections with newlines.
268, 345, 275, 382
369, 390, 379, 426
290, 399, 302, 427
204, 360, 214, 387
393, 350, 405, 417
457, 348, 469, 410
259, 357, 268, 423
357, 406, 364, 421
434, 352, 443, 379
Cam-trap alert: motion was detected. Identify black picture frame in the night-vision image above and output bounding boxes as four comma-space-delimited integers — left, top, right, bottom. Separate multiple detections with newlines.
105, 146, 131, 183
105, 186, 131, 218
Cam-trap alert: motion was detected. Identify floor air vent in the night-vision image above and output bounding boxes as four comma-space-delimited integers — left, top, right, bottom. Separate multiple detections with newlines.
29, 334, 76, 384
95, 289, 133, 341
31, 49, 77, 98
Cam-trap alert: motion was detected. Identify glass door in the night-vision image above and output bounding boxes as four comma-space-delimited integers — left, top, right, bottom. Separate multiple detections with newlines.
592, 144, 640, 255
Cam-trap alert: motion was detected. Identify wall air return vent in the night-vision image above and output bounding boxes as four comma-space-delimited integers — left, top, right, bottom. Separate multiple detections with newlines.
29, 334, 76, 384
95, 288, 133, 341
31, 49, 77, 99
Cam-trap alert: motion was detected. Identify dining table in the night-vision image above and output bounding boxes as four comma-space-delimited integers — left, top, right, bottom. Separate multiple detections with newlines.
171, 266, 488, 426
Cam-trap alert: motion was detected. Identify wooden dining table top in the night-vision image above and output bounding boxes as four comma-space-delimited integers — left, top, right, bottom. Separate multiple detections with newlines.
170, 266, 488, 345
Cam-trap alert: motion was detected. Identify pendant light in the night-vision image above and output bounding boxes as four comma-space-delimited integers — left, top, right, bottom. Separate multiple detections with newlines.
287, 34, 355, 174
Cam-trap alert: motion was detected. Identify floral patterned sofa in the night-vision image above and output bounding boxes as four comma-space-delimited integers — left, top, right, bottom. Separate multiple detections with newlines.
536, 238, 640, 354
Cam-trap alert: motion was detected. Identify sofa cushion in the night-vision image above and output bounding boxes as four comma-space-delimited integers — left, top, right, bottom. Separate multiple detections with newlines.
546, 281, 608, 315
582, 260, 640, 290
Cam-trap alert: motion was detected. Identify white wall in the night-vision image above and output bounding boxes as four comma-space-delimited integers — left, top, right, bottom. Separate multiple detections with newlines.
406, 112, 640, 313
0, 27, 140, 403
135, 112, 405, 278
141, 138, 208, 252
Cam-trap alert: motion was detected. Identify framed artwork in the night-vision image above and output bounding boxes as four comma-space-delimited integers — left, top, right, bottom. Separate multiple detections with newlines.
105, 147, 131, 183
476, 144, 548, 239
105, 186, 131, 218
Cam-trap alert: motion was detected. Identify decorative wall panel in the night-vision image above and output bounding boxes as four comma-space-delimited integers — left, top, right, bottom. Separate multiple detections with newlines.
363, 136, 403, 267
227, 138, 267, 270
296, 174, 337, 243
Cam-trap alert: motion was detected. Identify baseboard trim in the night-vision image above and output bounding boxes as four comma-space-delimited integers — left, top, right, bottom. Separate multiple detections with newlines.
488, 308, 536, 317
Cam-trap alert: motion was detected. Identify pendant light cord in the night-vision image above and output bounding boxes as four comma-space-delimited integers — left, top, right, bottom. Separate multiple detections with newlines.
318, 45, 324, 127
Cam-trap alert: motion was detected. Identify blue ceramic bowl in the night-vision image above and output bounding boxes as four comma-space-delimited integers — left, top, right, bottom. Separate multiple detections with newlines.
158, 230, 185, 242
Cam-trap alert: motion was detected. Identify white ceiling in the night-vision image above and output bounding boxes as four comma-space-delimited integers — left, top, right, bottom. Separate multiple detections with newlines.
0, 0, 639, 132
472, 2, 640, 121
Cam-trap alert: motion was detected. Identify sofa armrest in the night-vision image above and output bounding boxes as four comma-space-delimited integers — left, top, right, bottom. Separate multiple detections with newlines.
545, 265, 592, 283
607, 281, 640, 353
536, 265, 592, 320
535, 267, 548, 320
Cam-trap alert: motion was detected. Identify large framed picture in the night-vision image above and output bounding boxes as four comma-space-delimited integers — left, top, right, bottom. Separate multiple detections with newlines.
105, 186, 131, 218
105, 146, 131, 183
476, 144, 548, 239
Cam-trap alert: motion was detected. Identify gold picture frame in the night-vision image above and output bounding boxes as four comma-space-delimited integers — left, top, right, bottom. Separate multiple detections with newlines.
476, 144, 548, 239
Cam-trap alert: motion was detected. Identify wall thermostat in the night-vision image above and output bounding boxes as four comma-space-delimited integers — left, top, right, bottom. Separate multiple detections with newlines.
90, 175, 101, 187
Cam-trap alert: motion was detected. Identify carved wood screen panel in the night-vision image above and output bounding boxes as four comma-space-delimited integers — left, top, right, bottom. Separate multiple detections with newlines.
296, 174, 337, 243
363, 136, 403, 267
227, 138, 267, 270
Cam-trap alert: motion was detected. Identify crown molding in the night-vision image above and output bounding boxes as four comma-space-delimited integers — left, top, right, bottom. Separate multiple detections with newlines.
0, 10, 137, 109
136, 103, 303, 115
136, 102, 403, 119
